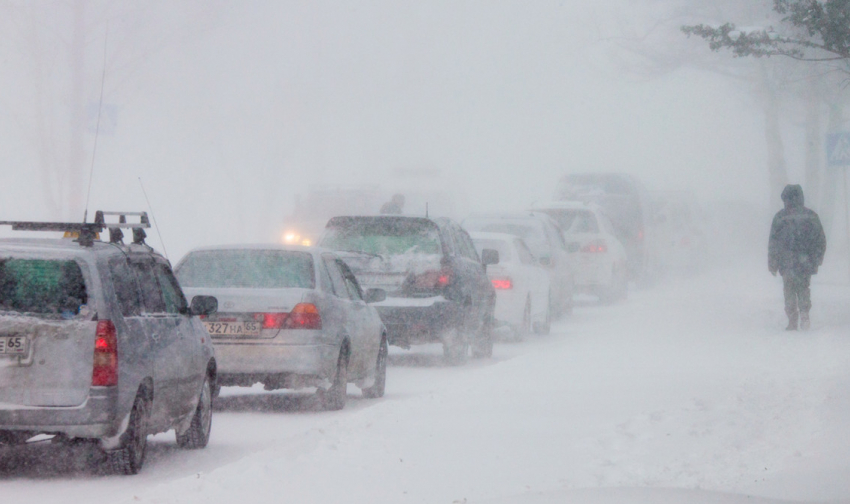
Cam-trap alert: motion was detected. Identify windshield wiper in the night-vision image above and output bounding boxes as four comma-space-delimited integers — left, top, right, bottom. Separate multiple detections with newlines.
339, 249, 383, 259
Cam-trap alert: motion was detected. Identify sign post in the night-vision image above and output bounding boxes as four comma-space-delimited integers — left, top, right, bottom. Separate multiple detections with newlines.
826, 132, 850, 281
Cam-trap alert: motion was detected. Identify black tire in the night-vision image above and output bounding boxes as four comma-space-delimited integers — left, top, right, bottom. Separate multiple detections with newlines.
104, 392, 149, 475
321, 347, 349, 411
176, 374, 213, 449
533, 293, 551, 335
518, 297, 532, 338
211, 380, 222, 399
442, 328, 468, 365
361, 336, 388, 399
562, 282, 575, 316
472, 312, 494, 358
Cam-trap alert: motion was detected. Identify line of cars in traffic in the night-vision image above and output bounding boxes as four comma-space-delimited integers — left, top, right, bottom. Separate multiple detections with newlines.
0, 172, 695, 475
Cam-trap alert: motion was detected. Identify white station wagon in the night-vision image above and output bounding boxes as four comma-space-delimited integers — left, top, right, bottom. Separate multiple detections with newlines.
175, 245, 388, 410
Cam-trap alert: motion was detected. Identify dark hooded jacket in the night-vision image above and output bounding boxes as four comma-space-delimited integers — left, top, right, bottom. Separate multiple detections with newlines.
768, 185, 826, 276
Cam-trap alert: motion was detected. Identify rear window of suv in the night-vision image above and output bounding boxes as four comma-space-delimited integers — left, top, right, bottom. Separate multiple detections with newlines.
321, 219, 442, 256
176, 250, 315, 289
0, 258, 88, 317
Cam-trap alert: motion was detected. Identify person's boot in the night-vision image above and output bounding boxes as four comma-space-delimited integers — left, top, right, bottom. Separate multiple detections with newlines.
800, 312, 810, 331
786, 311, 798, 331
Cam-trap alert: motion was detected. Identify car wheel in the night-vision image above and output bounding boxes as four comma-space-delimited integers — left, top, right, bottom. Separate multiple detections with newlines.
211, 379, 222, 399
176, 374, 213, 449
599, 267, 620, 305
361, 336, 388, 399
533, 292, 551, 335
104, 391, 149, 475
321, 347, 349, 410
471, 311, 494, 358
442, 328, 468, 366
562, 280, 575, 316
520, 297, 532, 337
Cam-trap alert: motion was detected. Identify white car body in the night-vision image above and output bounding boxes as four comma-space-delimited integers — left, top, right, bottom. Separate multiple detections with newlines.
532, 201, 629, 301
462, 213, 575, 316
470, 232, 551, 335
175, 244, 387, 404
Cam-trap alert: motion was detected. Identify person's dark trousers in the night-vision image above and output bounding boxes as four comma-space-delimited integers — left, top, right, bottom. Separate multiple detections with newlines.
783, 272, 812, 330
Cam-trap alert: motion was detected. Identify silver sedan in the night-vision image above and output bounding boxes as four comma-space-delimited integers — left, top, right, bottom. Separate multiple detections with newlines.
175, 245, 387, 410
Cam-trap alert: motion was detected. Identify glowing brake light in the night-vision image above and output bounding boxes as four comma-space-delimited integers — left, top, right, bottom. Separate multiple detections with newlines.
491, 278, 513, 290
92, 320, 118, 387
283, 303, 322, 330
581, 240, 607, 253
262, 313, 288, 329
412, 269, 453, 289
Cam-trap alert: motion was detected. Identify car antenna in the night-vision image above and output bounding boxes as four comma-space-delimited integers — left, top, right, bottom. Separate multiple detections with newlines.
138, 177, 169, 261
83, 25, 109, 225
426, 202, 429, 218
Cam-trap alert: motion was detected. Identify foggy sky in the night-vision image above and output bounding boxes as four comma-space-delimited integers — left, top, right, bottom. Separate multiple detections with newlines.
0, 1, 788, 259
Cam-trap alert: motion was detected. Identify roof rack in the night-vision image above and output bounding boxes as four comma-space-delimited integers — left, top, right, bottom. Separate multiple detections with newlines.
0, 210, 151, 247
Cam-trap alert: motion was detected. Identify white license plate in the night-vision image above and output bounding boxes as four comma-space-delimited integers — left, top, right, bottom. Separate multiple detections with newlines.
0, 335, 29, 355
203, 321, 261, 337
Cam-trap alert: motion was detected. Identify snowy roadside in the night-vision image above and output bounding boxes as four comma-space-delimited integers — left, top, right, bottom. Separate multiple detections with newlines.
5, 257, 850, 504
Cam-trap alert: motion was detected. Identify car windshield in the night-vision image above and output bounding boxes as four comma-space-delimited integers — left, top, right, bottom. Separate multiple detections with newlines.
464, 220, 549, 257
321, 219, 442, 256
176, 250, 315, 289
471, 239, 512, 263
0, 258, 88, 317
544, 209, 599, 234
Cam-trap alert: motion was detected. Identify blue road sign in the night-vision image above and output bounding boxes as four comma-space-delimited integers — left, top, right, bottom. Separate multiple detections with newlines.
826, 132, 850, 167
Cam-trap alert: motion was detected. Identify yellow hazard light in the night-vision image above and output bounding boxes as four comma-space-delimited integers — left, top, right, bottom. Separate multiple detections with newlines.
63, 231, 100, 240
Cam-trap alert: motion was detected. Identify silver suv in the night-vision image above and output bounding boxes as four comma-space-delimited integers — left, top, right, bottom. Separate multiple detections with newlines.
0, 212, 218, 475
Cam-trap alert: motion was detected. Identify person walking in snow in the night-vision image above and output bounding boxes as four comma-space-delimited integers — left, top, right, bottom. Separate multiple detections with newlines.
768, 184, 826, 331
380, 193, 405, 215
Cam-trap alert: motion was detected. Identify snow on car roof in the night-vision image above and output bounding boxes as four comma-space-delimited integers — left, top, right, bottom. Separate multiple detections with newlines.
0, 238, 145, 256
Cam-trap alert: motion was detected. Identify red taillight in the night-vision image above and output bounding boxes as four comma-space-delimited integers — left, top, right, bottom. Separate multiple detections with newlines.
92, 320, 118, 387
262, 313, 289, 329
283, 303, 322, 330
491, 278, 513, 290
413, 269, 453, 289
581, 240, 607, 253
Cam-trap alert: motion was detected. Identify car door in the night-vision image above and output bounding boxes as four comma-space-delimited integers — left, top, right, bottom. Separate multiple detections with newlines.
452, 224, 494, 327
321, 254, 353, 360
153, 260, 204, 416
514, 238, 549, 320
107, 255, 153, 402
129, 257, 182, 430
337, 259, 379, 379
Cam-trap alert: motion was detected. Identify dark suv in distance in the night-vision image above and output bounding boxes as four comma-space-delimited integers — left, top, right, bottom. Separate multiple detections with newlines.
319, 215, 498, 364
0, 212, 218, 475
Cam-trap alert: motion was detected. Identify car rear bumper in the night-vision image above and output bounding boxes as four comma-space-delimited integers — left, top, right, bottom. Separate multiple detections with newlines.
0, 387, 119, 439
213, 341, 339, 380
574, 255, 613, 288
374, 296, 463, 347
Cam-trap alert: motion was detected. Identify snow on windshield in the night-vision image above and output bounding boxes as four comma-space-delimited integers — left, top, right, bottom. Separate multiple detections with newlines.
176, 250, 315, 289
321, 220, 442, 256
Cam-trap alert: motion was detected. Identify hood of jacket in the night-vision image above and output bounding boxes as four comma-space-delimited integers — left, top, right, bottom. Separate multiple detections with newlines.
781, 184, 804, 209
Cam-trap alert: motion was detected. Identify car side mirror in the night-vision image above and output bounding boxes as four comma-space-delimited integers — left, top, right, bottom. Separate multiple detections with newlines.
190, 295, 218, 316
567, 242, 580, 253
481, 249, 499, 266
538, 256, 551, 267
364, 288, 387, 304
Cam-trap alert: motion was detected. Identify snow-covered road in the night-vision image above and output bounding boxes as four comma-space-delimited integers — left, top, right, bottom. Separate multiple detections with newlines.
3, 257, 850, 504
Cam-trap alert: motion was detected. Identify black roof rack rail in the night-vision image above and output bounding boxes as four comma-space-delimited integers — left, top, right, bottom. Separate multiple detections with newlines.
0, 210, 151, 247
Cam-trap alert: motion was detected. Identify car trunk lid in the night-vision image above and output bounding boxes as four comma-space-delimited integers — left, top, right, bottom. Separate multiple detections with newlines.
0, 316, 96, 407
